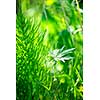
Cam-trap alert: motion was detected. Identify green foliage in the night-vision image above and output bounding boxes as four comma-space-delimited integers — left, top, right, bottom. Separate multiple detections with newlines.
16, 0, 83, 100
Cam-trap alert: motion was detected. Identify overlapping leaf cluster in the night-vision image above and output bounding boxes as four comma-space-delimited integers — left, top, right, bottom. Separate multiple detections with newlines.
16, 0, 83, 100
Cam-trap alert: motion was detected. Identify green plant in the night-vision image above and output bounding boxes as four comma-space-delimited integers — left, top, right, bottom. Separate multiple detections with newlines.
16, 0, 83, 100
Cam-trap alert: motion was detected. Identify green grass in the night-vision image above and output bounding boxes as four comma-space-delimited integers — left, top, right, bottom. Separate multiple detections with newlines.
16, 0, 83, 100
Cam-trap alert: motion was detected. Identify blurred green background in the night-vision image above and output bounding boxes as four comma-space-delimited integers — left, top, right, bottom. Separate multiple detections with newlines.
16, 0, 83, 100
